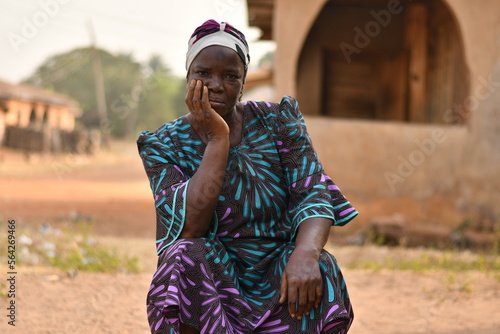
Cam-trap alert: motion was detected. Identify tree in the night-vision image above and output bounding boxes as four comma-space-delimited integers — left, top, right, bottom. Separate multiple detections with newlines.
24, 48, 186, 138
135, 68, 187, 134
117, 55, 188, 135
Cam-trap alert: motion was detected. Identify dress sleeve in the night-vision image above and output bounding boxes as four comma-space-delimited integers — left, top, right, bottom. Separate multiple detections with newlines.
137, 129, 193, 255
275, 96, 358, 238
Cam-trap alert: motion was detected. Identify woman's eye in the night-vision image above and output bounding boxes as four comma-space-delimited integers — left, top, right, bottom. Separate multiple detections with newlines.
197, 71, 208, 76
226, 74, 238, 80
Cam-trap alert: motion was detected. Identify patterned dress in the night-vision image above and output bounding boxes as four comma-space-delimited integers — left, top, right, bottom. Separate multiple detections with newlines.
137, 96, 358, 334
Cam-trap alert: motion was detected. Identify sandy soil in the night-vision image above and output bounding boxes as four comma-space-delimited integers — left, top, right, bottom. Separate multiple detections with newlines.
0, 142, 499, 334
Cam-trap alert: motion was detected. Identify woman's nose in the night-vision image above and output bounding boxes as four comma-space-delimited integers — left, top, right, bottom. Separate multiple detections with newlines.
206, 76, 223, 91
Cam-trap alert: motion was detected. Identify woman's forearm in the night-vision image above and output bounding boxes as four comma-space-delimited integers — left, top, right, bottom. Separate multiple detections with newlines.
294, 217, 333, 258
181, 138, 230, 238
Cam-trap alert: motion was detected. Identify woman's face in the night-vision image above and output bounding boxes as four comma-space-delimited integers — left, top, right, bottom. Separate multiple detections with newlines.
187, 45, 245, 117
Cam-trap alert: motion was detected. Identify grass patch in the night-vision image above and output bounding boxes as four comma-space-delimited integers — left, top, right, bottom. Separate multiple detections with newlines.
0, 282, 7, 299
0, 220, 140, 273
348, 248, 500, 274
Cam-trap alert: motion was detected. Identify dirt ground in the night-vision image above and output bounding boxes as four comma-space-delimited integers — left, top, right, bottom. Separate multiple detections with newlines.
0, 142, 499, 334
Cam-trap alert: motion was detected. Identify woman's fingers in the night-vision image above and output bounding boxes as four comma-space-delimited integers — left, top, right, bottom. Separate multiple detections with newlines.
185, 80, 204, 114
201, 85, 212, 112
315, 280, 323, 308
279, 273, 288, 305
306, 284, 317, 314
287, 284, 298, 318
192, 80, 203, 111
295, 284, 309, 318
294, 283, 318, 319
282, 276, 322, 319
185, 79, 195, 110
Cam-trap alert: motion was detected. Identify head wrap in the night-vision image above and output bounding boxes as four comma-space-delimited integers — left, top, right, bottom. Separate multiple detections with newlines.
186, 19, 250, 71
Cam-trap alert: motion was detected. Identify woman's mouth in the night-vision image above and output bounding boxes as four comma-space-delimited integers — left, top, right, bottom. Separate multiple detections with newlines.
209, 99, 225, 109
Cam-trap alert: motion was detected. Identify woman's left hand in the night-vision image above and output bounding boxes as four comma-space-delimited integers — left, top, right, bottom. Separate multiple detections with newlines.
279, 248, 323, 319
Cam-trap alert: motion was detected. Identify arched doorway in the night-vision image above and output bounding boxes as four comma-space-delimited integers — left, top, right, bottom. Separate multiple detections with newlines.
29, 106, 37, 126
42, 106, 49, 127
297, 0, 469, 124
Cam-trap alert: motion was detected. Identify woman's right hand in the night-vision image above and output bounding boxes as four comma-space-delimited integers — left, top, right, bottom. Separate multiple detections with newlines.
185, 80, 229, 142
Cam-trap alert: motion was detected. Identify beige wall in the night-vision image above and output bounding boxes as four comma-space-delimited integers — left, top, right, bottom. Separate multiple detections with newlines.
305, 117, 468, 231
273, 0, 326, 98
2, 100, 75, 131
271, 0, 500, 229
0, 112, 4, 144
59, 108, 76, 130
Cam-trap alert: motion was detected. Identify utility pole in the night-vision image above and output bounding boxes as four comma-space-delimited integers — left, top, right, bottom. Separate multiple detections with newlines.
87, 19, 110, 147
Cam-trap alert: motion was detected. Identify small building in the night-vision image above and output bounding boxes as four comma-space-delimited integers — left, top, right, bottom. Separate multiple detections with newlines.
0, 80, 79, 134
247, 0, 500, 233
0, 80, 97, 154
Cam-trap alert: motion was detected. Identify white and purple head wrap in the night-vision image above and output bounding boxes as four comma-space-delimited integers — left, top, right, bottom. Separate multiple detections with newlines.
186, 19, 250, 72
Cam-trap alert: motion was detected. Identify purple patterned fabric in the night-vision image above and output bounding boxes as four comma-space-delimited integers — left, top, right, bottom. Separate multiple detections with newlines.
138, 96, 358, 333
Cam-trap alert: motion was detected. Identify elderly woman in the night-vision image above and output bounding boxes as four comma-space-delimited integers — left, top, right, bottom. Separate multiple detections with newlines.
137, 20, 358, 334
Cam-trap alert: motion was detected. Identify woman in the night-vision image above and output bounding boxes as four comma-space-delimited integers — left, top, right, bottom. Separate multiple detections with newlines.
137, 19, 358, 334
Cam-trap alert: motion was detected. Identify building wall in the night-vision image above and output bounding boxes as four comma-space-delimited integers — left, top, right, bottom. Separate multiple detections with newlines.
0, 112, 4, 144
272, 0, 500, 230
304, 116, 469, 232
2, 100, 75, 131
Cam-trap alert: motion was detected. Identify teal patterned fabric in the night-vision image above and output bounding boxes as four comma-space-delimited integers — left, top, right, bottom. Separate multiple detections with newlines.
138, 96, 357, 333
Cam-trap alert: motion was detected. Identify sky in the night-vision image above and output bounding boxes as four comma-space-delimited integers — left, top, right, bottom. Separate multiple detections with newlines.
0, 0, 276, 83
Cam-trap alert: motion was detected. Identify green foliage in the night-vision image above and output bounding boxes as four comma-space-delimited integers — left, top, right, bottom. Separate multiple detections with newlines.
0, 282, 7, 299
47, 220, 140, 273
348, 249, 500, 273
135, 72, 188, 132
444, 273, 473, 294
24, 48, 187, 138
0, 220, 140, 274
48, 240, 140, 273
